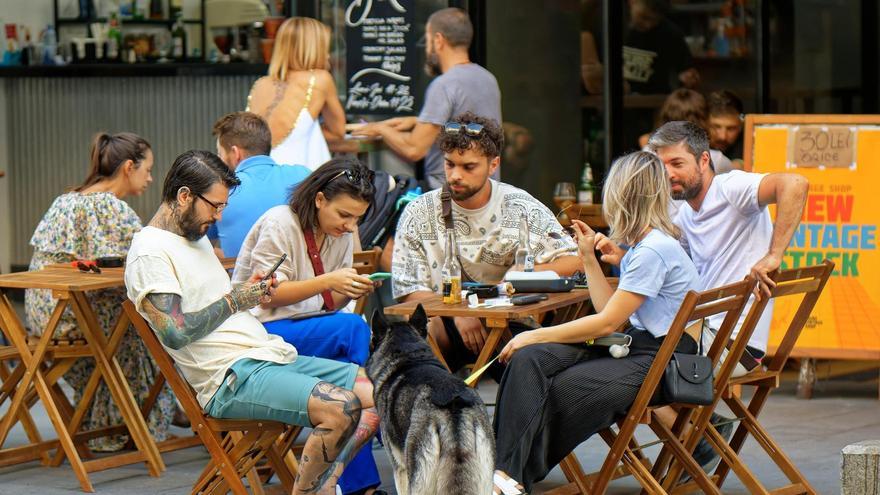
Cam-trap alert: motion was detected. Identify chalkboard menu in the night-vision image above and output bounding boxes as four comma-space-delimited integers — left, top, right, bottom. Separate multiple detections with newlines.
344, 0, 417, 116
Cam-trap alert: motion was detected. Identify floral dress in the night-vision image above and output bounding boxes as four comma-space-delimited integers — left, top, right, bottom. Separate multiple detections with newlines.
25, 192, 175, 452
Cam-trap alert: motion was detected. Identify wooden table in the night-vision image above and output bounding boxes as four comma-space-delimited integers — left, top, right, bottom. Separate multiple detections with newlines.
385, 290, 593, 386
0, 267, 165, 492
328, 135, 386, 165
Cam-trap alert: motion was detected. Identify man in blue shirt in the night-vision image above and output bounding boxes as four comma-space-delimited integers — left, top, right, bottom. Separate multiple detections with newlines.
207, 112, 310, 258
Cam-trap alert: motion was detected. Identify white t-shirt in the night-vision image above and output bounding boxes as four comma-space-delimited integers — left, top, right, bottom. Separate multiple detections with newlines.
674, 170, 774, 352
392, 180, 577, 299
125, 226, 297, 408
231, 205, 353, 322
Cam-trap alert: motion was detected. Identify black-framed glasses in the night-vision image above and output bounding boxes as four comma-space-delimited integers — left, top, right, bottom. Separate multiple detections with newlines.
196, 193, 227, 213
444, 122, 484, 137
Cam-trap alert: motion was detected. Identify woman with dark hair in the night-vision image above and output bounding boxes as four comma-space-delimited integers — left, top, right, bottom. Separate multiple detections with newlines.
25, 132, 177, 452
232, 157, 384, 495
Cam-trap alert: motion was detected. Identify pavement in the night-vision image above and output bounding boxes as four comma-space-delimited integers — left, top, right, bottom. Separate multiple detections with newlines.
0, 295, 877, 494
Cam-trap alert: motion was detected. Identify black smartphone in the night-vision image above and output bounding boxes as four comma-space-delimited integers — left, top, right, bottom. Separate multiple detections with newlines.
262, 253, 287, 281
511, 293, 548, 305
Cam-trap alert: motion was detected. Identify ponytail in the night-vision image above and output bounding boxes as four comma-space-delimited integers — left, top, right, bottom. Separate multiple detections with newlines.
75, 132, 151, 192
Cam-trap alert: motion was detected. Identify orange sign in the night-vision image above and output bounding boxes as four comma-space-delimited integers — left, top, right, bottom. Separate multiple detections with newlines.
747, 115, 880, 360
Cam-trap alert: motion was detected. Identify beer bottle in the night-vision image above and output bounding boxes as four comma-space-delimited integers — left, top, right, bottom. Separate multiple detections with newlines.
442, 228, 462, 304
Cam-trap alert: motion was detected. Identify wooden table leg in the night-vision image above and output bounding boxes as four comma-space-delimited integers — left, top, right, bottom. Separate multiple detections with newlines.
69, 292, 165, 476
0, 294, 95, 492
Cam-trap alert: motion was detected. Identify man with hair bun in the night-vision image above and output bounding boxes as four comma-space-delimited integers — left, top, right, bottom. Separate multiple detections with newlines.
391, 112, 581, 374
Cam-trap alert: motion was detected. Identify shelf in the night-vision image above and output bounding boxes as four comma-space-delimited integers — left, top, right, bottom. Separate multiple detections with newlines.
0, 63, 267, 78
671, 2, 725, 14
56, 18, 202, 26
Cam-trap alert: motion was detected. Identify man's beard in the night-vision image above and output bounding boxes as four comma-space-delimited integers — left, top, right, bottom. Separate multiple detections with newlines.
178, 204, 211, 241
448, 181, 481, 201
424, 51, 441, 77
670, 176, 703, 201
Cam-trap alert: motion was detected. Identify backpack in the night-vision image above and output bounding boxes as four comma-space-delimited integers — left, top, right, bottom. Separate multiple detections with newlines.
359, 171, 421, 250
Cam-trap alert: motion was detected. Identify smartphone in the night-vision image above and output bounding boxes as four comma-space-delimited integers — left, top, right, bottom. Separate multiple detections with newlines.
262, 253, 287, 281
368, 272, 392, 281
511, 293, 548, 305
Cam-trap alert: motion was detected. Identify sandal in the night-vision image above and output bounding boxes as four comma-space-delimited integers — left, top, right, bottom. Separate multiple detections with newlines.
493, 471, 525, 495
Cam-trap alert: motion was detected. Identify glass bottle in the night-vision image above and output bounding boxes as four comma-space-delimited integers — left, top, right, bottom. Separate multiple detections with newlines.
514, 214, 535, 272
442, 228, 462, 304
578, 162, 594, 205
171, 13, 186, 61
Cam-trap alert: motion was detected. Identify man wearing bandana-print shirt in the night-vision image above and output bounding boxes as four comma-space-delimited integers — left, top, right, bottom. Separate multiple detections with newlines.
392, 112, 581, 374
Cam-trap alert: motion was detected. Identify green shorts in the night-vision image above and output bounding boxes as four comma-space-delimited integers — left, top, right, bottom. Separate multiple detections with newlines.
205, 356, 359, 427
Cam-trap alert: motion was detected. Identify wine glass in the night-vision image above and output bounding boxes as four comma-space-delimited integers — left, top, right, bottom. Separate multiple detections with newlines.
553, 182, 577, 224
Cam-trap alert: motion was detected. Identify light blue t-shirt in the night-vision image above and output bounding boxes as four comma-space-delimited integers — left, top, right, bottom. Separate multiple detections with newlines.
618, 229, 701, 338
207, 155, 310, 258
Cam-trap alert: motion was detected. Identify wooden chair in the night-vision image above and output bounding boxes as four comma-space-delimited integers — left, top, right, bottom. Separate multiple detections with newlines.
547, 277, 756, 494
124, 300, 301, 495
705, 261, 834, 494
352, 248, 382, 315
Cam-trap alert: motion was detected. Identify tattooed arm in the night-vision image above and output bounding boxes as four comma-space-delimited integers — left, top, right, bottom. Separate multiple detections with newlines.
141, 280, 269, 350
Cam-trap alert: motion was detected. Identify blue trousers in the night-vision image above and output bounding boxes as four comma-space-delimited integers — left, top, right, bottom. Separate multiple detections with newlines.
263, 312, 378, 494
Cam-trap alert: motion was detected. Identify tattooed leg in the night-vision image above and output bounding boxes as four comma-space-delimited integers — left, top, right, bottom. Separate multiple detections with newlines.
296, 382, 361, 495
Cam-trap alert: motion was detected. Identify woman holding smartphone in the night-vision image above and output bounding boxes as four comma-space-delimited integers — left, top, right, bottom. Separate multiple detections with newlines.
232, 157, 382, 495
490, 151, 702, 494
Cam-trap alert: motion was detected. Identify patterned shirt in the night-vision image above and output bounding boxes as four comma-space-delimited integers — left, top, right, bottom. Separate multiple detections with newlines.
392, 180, 577, 299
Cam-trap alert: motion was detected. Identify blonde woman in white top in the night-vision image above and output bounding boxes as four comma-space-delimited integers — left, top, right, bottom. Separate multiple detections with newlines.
247, 17, 345, 170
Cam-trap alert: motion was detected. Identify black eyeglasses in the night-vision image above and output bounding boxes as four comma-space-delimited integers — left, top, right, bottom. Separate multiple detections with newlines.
444, 122, 484, 137
196, 193, 227, 213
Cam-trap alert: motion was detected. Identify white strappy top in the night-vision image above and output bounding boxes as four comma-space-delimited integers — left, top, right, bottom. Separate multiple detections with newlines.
249, 72, 331, 171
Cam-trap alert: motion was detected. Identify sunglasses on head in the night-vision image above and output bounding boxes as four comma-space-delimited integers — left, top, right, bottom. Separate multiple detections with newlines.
327, 168, 373, 186
444, 122, 484, 137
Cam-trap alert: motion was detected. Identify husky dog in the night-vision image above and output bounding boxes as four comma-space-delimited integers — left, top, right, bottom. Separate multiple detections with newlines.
366, 305, 495, 495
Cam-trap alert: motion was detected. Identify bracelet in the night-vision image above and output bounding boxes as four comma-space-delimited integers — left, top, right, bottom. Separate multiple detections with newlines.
224, 294, 239, 314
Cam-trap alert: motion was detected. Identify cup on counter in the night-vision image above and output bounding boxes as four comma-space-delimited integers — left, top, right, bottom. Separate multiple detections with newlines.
263, 17, 284, 39
260, 39, 274, 63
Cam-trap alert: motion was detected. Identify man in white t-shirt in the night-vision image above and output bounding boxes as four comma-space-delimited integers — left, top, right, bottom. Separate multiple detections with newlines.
647, 120, 808, 360
124, 150, 378, 495
392, 113, 580, 373
646, 120, 808, 473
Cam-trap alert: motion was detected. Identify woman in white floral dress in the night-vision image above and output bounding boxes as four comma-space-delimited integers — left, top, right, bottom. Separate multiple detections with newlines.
25, 132, 176, 451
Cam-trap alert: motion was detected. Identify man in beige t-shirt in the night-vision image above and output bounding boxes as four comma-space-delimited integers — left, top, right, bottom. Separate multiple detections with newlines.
125, 150, 378, 495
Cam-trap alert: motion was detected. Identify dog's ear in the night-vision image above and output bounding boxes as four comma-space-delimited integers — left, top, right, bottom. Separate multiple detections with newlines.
371, 309, 390, 339
410, 304, 429, 338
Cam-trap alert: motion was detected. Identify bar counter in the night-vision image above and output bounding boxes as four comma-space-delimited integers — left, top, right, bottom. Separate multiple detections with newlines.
0, 62, 268, 78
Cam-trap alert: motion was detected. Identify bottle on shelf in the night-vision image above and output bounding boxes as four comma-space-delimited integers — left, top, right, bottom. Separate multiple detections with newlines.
168, 0, 183, 19
106, 13, 122, 61
40, 24, 58, 65
514, 214, 535, 272
442, 228, 462, 304
149, 0, 163, 19
578, 162, 595, 205
171, 13, 186, 61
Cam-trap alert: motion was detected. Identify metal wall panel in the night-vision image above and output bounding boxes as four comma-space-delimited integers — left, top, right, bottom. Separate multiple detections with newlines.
7, 75, 258, 265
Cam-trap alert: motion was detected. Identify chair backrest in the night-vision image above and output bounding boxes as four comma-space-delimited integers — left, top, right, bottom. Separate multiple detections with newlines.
123, 300, 210, 427
761, 260, 835, 372
633, 277, 757, 413
352, 248, 382, 315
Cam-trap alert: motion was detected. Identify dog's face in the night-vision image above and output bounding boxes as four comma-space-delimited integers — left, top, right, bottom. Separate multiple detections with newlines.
370, 303, 429, 353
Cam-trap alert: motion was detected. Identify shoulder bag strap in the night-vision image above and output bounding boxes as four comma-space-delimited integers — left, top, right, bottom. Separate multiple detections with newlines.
302, 228, 336, 311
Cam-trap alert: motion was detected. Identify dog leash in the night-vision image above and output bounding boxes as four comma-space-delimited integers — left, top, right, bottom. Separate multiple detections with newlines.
463, 355, 499, 386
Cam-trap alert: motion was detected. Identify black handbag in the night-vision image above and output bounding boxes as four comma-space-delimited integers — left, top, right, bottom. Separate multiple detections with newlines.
662, 322, 714, 405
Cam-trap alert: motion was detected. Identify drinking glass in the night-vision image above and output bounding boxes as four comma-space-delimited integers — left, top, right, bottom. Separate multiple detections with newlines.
553, 182, 577, 224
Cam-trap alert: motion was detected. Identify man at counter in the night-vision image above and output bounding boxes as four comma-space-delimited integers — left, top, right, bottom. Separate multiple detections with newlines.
353, 7, 501, 190
206, 112, 310, 258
